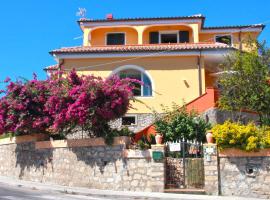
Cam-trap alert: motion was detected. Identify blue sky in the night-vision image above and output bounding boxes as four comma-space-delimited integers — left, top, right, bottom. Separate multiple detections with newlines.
0, 0, 269, 89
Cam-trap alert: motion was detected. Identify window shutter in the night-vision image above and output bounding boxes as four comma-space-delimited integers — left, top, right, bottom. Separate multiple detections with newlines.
179, 31, 189, 43
149, 32, 159, 44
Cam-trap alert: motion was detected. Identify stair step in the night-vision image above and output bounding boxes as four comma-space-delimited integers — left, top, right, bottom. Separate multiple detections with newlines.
164, 188, 206, 195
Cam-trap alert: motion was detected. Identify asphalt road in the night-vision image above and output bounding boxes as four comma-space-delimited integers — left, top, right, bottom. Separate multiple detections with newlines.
0, 184, 189, 200
0, 184, 129, 200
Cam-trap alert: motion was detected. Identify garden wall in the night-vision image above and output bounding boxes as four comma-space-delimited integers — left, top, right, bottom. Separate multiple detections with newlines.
0, 136, 165, 192
204, 144, 270, 199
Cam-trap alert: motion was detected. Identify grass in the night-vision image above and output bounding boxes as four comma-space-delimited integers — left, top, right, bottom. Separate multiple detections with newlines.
0, 132, 15, 140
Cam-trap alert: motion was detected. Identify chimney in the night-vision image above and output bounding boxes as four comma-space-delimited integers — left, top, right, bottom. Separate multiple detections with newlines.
106, 13, 113, 20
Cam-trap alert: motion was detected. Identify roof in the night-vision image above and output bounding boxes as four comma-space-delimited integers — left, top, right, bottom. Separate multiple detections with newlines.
77, 15, 265, 31
203, 24, 265, 30
78, 15, 205, 23
50, 43, 233, 55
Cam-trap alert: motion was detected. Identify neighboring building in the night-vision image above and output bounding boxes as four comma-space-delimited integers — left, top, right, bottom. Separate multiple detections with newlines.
47, 14, 265, 132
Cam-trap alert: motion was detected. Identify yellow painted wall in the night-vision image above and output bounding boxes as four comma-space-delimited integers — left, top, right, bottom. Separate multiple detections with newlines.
62, 56, 205, 114
90, 27, 138, 46
199, 32, 259, 51
142, 25, 195, 44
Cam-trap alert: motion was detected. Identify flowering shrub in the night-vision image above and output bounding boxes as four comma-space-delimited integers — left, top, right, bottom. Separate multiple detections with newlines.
212, 121, 270, 151
0, 70, 137, 138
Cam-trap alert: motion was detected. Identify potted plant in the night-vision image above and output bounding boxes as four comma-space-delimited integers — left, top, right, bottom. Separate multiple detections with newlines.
206, 130, 214, 144
155, 133, 163, 145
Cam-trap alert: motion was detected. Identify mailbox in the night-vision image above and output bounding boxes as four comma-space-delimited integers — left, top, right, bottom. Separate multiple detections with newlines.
152, 151, 164, 161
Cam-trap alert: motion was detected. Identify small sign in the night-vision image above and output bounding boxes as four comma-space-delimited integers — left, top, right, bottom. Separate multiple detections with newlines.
152, 151, 164, 161
169, 142, 181, 152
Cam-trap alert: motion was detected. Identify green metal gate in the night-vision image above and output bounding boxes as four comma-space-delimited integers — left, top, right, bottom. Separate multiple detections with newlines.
165, 141, 205, 189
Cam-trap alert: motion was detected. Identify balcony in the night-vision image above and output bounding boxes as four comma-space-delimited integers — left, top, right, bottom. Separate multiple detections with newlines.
85, 24, 197, 46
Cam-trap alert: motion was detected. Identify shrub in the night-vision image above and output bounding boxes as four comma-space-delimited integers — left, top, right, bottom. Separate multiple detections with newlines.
154, 104, 211, 143
212, 121, 270, 151
0, 70, 137, 141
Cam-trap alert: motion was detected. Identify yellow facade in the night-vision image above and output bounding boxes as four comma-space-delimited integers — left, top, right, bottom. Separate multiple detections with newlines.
54, 16, 263, 117
62, 56, 204, 113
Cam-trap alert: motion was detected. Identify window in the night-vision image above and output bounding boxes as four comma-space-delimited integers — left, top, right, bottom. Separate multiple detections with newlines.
215, 35, 232, 46
149, 31, 190, 44
106, 33, 125, 45
122, 115, 137, 126
118, 69, 152, 97
160, 32, 178, 44
160, 33, 178, 43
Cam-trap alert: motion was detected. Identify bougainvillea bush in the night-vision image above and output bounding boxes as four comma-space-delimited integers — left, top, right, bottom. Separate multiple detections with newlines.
0, 70, 137, 140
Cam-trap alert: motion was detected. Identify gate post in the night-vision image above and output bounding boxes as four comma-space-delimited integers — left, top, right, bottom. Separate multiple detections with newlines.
150, 145, 165, 192
203, 143, 219, 195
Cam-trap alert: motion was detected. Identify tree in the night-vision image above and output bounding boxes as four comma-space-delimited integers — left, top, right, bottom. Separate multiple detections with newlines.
218, 40, 270, 124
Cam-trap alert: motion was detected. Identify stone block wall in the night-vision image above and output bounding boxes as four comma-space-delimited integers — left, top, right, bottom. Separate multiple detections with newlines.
202, 108, 259, 125
203, 144, 270, 199
219, 156, 270, 199
0, 138, 165, 192
203, 144, 219, 196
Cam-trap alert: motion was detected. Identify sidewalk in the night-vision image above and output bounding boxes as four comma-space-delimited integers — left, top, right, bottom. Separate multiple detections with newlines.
0, 176, 263, 200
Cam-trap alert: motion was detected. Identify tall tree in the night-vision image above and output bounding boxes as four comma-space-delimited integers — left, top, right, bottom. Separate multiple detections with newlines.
218, 40, 270, 124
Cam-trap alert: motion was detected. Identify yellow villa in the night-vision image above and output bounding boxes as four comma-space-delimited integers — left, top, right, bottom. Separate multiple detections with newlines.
46, 14, 265, 132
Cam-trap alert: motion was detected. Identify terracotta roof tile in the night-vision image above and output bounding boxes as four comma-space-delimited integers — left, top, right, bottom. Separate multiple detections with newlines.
78, 15, 205, 23
50, 43, 233, 55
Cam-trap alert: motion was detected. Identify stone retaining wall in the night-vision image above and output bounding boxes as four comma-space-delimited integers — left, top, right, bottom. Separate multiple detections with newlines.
0, 136, 165, 192
203, 144, 270, 199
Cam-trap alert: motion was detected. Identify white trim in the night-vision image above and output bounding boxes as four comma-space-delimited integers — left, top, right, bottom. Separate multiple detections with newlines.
81, 19, 202, 27
159, 30, 179, 44
201, 27, 263, 33
214, 34, 233, 46
121, 114, 138, 126
110, 65, 155, 98
54, 49, 234, 59
105, 32, 126, 45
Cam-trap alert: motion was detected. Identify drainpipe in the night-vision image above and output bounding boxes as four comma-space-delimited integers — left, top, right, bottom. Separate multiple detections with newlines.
197, 50, 203, 96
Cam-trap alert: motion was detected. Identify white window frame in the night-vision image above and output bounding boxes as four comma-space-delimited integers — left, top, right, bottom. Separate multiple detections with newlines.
105, 32, 126, 45
159, 30, 179, 44
110, 65, 155, 98
214, 34, 233, 46
121, 114, 137, 126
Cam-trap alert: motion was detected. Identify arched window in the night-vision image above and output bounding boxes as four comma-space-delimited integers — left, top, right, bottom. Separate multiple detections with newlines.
117, 69, 152, 97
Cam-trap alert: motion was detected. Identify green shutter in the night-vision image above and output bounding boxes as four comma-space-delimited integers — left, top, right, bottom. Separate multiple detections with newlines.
179, 31, 189, 43
149, 32, 159, 44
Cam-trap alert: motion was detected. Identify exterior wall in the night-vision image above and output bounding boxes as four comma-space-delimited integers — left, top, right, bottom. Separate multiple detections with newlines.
219, 156, 270, 198
205, 71, 216, 88
203, 144, 270, 199
0, 138, 165, 192
90, 27, 138, 46
110, 113, 155, 133
83, 23, 200, 46
142, 25, 195, 44
63, 56, 205, 113
202, 108, 259, 125
199, 32, 259, 51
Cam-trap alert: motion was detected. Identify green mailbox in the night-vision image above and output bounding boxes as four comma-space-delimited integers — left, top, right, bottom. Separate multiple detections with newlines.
152, 151, 164, 161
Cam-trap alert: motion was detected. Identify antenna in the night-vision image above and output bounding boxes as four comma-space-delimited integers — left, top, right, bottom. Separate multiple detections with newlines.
76, 8, 87, 18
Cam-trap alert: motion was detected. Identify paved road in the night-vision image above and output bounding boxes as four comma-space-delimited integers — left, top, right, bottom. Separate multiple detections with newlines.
0, 184, 194, 200
0, 184, 128, 200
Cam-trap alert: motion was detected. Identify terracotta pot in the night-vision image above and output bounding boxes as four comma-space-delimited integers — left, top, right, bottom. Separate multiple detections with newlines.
155, 134, 163, 144
206, 131, 214, 144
